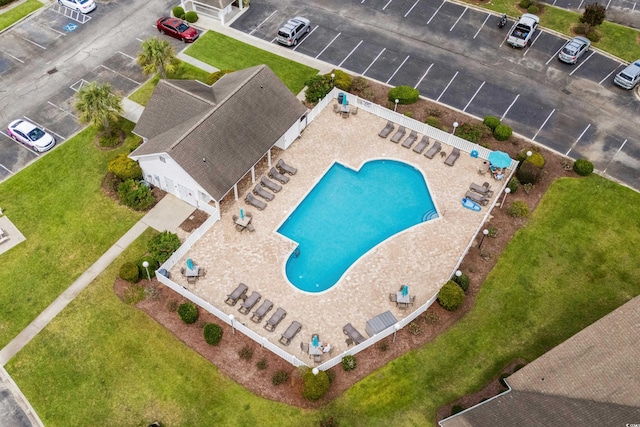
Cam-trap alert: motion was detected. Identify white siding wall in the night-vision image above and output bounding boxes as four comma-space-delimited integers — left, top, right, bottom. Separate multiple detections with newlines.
275, 117, 304, 150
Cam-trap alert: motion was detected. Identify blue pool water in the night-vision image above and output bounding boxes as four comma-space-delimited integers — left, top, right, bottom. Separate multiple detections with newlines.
277, 160, 437, 293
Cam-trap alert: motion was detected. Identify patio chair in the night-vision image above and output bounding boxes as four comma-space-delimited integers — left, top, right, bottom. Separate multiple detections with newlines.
253, 184, 275, 201
413, 135, 429, 154
225, 283, 249, 306
238, 291, 261, 314
390, 126, 406, 143
465, 190, 490, 206
187, 276, 197, 285
260, 177, 282, 193
389, 293, 397, 303
444, 148, 461, 166
343, 323, 366, 345
401, 130, 418, 148
246, 223, 255, 232
277, 159, 297, 175
245, 193, 267, 211
269, 167, 290, 184
333, 104, 340, 113
469, 182, 494, 197
314, 354, 323, 364
279, 321, 302, 345
251, 299, 273, 323
345, 337, 354, 347
264, 308, 287, 331
398, 302, 408, 310
424, 141, 442, 159
300, 341, 309, 354
378, 121, 395, 138
410, 295, 416, 306
351, 106, 358, 115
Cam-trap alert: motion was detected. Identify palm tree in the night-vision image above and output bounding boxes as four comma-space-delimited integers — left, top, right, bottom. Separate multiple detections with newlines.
75, 81, 123, 138
137, 37, 176, 79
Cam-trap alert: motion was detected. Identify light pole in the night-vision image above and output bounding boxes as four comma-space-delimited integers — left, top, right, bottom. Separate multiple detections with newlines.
142, 261, 151, 283
229, 314, 235, 335
393, 323, 401, 343
394, 98, 399, 112
500, 187, 511, 209
331, 73, 335, 88
452, 121, 459, 135
312, 367, 319, 376
478, 229, 489, 249
526, 150, 532, 157
455, 270, 462, 280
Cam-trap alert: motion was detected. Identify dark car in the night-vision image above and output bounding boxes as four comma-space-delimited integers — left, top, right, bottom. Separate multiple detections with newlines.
156, 17, 199, 43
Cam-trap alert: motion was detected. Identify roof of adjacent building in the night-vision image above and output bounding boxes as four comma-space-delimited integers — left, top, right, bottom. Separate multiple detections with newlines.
131, 65, 307, 201
440, 295, 640, 427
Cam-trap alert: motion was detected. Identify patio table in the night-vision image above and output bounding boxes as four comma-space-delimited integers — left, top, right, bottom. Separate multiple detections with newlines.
308, 343, 323, 356
185, 266, 200, 277
396, 292, 410, 304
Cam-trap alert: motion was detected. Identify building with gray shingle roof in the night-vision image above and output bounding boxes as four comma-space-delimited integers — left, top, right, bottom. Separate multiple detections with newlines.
129, 65, 307, 214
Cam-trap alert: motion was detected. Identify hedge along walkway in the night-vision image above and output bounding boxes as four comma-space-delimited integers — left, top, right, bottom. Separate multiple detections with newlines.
0, 195, 195, 367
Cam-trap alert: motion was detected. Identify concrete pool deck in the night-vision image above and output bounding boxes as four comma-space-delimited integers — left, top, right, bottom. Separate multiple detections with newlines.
170, 102, 494, 356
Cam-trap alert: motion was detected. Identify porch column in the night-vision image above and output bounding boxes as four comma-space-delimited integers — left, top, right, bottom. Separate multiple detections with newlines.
267, 149, 272, 167
233, 184, 238, 201
251, 166, 255, 183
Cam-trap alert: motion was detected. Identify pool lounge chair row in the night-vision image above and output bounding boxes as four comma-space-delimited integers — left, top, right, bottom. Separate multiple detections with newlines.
378, 121, 461, 166
343, 322, 366, 345
245, 160, 298, 211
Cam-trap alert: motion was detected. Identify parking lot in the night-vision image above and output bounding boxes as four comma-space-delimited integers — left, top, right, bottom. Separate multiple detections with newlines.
233, 0, 640, 189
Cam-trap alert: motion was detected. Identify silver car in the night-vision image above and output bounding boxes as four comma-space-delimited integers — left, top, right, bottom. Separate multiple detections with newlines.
276, 17, 310, 47
7, 119, 56, 152
558, 36, 590, 64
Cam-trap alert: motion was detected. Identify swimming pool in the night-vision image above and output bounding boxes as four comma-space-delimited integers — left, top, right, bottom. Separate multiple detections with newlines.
277, 160, 437, 293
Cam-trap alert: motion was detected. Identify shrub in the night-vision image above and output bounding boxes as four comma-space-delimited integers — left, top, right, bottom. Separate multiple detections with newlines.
424, 311, 440, 324
517, 161, 543, 184
256, 358, 268, 370
148, 231, 181, 264
408, 322, 421, 335
493, 124, 512, 141
360, 87, 375, 101
302, 368, 330, 401
178, 302, 198, 324
487, 226, 498, 238
203, 323, 223, 345
425, 116, 440, 128
438, 280, 465, 311
135, 256, 159, 279
483, 115, 501, 131
118, 179, 155, 211
167, 299, 179, 312
206, 69, 232, 85
326, 369, 336, 384
239, 346, 254, 361
528, 5, 539, 14
304, 75, 333, 103
123, 284, 145, 305
451, 404, 465, 415
525, 151, 545, 168
388, 85, 420, 105
586, 29, 600, 42
523, 182, 534, 194
272, 370, 289, 386
172, 6, 185, 18
507, 176, 520, 193
404, 111, 413, 118
350, 76, 369, 93
119, 262, 140, 283
326, 69, 352, 91
341, 355, 357, 371
573, 23, 588, 35
573, 158, 594, 176
455, 123, 483, 143
185, 11, 198, 23
519, 0, 532, 8
581, 2, 606, 27
108, 154, 142, 181
453, 272, 470, 292
509, 200, 529, 218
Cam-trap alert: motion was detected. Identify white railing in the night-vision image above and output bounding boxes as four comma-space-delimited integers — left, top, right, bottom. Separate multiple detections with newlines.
161, 212, 218, 272
306, 88, 335, 124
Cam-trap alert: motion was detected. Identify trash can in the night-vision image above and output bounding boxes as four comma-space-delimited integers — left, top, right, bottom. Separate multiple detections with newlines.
158, 269, 170, 279
337, 92, 345, 104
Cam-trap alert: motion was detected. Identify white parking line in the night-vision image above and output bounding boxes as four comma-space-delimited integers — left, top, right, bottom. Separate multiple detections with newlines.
47, 101, 75, 118
405, 0, 420, 17
100, 64, 141, 85
47, 26, 68, 37
522, 31, 542, 56
501, 94, 520, 121
599, 65, 622, 85
0, 162, 13, 174
603, 138, 627, 173
292, 25, 318, 51
546, 45, 564, 65
450, 8, 468, 32
565, 123, 592, 156
0, 49, 24, 63
532, 108, 555, 140
362, 48, 385, 76
414, 63, 434, 89
17, 35, 46, 50
436, 71, 458, 102
383, 0, 393, 10
250, 10, 278, 35
118, 51, 136, 60
339, 40, 363, 67
427, 0, 446, 25
605, 0, 612, 8
569, 51, 595, 76
633, 2, 637, 12
315, 33, 341, 59
578, 0, 585, 9
463, 81, 485, 112
473, 15, 490, 39
386, 55, 410, 84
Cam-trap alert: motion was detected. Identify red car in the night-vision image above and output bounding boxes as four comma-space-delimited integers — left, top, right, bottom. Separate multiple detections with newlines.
156, 17, 199, 43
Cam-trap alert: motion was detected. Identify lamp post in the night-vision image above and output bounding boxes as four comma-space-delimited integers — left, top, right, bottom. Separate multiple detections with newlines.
312, 367, 319, 376
452, 121, 459, 135
455, 270, 462, 279
478, 229, 489, 249
526, 150, 532, 158
393, 323, 401, 343
142, 261, 151, 283
500, 187, 511, 209
229, 314, 235, 335
331, 73, 335, 87
394, 98, 399, 112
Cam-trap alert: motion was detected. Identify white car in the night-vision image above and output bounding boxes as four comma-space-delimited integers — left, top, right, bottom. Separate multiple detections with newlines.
57, 0, 96, 14
7, 119, 56, 153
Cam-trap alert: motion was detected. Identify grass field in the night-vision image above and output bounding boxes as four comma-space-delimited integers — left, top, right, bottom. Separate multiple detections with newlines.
128, 61, 211, 106
0, 122, 143, 347
0, 0, 42, 31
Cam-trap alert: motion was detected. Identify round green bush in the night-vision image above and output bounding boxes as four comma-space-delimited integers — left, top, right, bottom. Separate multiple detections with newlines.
135, 256, 159, 279
325, 69, 352, 91
509, 200, 529, 218
451, 404, 465, 415
341, 355, 357, 371
206, 69, 232, 85
172, 6, 185, 18
517, 161, 543, 185
519, 0, 532, 7
203, 323, 223, 345
404, 111, 413, 118
388, 85, 420, 105
586, 30, 600, 43
108, 154, 142, 181
528, 5, 539, 14
178, 302, 198, 324
525, 151, 545, 168
493, 124, 512, 141
148, 231, 181, 264
118, 179, 155, 211
350, 76, 369, 93
304, 75, 333, 103
438, 280, 465, 311
272, 370, 289, 386
119, 261, 140, 283
453, 272, 470, 292
483, 115, 501, 131
507, 177, 520, 194
302, 369, 330, 401
425, 116, 440, 128
185, 11, 198, 23
573, 159, 594, 176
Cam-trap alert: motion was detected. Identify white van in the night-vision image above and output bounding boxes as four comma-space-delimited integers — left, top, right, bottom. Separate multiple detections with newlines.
614, 60, 640, 89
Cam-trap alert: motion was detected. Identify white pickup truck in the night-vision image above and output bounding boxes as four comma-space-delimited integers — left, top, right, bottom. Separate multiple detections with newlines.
507, 14, 539, 48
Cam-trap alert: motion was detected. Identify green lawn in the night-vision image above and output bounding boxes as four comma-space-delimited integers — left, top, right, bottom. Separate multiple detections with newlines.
128, 60, 212, 106
185, 31, 319, 94
0, 121, 143, 347
0, 0, 42, 31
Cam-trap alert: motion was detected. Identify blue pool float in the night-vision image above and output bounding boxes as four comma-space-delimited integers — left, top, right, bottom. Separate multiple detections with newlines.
462, 198, 481, 212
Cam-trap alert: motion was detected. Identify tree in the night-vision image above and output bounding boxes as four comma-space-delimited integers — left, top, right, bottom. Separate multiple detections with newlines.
581, 3, 606, 30
75, 81, 123, 138
137, 37, 176, 79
